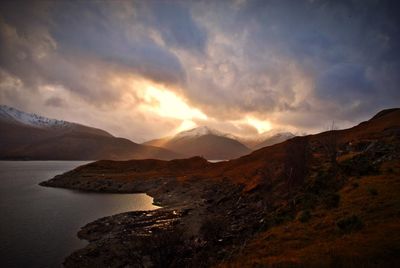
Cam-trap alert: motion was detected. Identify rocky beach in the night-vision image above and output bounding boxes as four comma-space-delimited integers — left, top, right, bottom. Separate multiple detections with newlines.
40, 160, 263, 267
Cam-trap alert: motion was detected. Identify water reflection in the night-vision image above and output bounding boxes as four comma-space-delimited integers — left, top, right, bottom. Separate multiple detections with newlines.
0, 161, 158, 268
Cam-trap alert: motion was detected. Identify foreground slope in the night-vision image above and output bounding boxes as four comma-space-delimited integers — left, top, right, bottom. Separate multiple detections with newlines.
41, 108, 400, 267
0, 105, 180, 160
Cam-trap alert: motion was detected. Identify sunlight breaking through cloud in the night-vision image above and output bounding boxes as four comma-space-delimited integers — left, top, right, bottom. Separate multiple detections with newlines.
245, 117, 272, 134
140, 86, 208, 121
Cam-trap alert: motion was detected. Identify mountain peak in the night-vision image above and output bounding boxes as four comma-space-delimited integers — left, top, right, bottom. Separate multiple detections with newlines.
0, 105, 70, 129
174, 126, 226, 139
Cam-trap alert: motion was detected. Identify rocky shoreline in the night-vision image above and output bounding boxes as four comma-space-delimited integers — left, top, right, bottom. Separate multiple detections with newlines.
63, 208, 187, 267
40, 165, 263, 267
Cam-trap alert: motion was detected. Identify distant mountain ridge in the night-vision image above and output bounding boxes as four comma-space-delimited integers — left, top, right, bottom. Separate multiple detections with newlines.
0, 105, 296, 160
0, 105, 180, 160
144, 126, 296, 159
144, 126, 252, 160
251, 132, 296, 150
235, 129, 295, 149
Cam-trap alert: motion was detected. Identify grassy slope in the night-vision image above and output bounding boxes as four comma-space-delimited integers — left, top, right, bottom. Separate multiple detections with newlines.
218, 110, 400, 267
220, 161, 400, 267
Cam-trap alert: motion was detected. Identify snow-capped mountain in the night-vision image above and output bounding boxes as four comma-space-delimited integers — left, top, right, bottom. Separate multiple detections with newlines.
144, 126, 296, 158
0, 105, 180, 160
251, 132, 296, 150
238, 131, 295, 149
144, 126, 251, 160
173, 126, 235, 140
0, 105, 70, 129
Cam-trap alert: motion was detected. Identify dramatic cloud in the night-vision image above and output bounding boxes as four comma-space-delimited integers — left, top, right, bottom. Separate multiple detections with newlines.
1, 0, 399, 141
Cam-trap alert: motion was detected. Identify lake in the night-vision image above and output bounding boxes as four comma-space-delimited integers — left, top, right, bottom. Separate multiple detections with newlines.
0, 161, 159, 268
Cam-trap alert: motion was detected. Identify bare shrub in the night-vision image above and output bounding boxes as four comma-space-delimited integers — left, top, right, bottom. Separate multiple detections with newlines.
336, 215, 364, 233
283, 137, 310, 200
319, 121, 339, 172
299, 210, 311, 223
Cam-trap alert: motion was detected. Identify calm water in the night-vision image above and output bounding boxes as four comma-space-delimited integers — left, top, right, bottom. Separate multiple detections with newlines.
207, 160, 227, 163
0, 161, 159, 268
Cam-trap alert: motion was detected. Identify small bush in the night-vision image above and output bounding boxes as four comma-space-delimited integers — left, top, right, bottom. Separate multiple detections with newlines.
323, 192, 340, 209
307, 172, 330, 194
300, 193, 318, 210
306, 168, 343, 197
340, 156, 377, 177
200, 216, 227, 242
367, 187, 378, 196
336, 215, 364, 233
351, 182, 359, 188
299, 210, 311, 223
271, 213, 293, 225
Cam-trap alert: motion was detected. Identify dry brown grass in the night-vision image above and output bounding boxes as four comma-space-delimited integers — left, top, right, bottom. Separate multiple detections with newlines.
218, 158, 400, 267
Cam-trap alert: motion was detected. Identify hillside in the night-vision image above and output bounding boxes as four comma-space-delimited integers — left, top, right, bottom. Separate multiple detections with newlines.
41, 108, 400, 267
0, 105, 180, 160
144, 126, 251, 160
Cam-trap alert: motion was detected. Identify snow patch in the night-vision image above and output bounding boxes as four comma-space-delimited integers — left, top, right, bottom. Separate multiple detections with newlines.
172, 126, 295, 144
173, 126, 231, 140
0, 105, 71, 129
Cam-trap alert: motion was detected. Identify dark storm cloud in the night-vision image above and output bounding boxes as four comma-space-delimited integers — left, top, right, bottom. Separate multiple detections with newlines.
49, 0, 189, 86
1, 0, 399, 139
0, 1, 119, 104
146, 1, 207, 52
182, 0, 400, 126
316, 63, 374, 102
0, 0, 199, 103
0, 1, 51, 88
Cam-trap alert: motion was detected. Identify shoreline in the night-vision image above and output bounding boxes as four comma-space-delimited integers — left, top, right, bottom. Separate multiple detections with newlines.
39, 165, 260, 267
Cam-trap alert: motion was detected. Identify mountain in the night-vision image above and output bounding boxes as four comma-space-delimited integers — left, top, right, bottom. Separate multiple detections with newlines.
0, 105, 180, 160
252, 132, 295, 150
237, 130, 296, 149
143, 126, 251, 160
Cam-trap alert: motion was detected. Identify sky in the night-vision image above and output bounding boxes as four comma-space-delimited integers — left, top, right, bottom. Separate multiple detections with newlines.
0, 0, 399, 142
